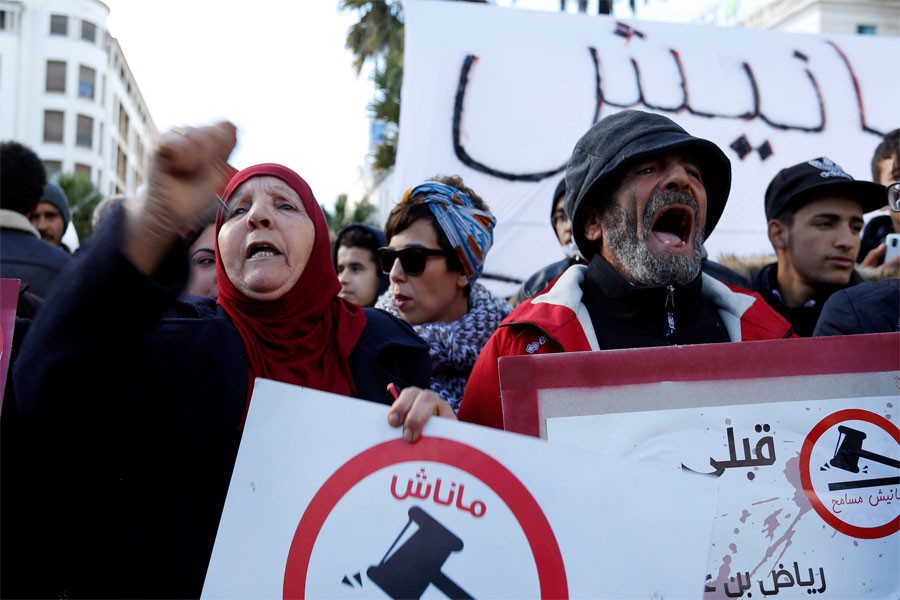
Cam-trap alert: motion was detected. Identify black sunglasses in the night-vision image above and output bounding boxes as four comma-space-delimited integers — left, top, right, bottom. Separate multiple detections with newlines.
378, 246, 449, 276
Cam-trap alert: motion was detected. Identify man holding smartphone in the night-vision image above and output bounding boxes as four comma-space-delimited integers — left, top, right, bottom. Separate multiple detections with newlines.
858, 129, 899, 267
815, 156, 900, 336
753, 157, 886, 336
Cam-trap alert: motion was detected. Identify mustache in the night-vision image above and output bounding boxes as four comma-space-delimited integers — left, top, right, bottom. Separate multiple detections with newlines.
642, 190, 699, 232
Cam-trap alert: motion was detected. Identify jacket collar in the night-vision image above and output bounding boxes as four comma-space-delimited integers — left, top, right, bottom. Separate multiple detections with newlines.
516, 263, 760, 347
0, 209, 40, 237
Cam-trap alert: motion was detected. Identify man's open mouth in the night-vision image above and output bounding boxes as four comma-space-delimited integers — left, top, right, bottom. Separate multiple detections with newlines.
650, 205, 695, 248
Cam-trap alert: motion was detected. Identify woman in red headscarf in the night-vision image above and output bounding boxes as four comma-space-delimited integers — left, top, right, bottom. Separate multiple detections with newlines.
13, 123, 453, 598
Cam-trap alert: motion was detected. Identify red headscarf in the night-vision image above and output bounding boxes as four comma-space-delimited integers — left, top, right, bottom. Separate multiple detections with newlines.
215, 164, 367, 414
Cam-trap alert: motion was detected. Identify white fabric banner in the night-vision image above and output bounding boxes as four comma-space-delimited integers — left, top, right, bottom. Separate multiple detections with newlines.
392, 0, 900, 296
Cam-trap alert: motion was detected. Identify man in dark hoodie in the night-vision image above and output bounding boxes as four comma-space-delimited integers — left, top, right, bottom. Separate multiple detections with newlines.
754, 157, 885, 336
458, 110, 794, 430
29, 182, 73, 253
509, 178, 586, 306
0, 141, 71, 299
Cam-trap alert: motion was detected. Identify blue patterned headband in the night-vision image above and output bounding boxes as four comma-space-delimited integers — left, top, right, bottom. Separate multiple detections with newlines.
402, 181, 496, 282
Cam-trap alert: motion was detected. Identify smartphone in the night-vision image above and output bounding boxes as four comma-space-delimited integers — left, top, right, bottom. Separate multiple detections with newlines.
886, 233, 900, 264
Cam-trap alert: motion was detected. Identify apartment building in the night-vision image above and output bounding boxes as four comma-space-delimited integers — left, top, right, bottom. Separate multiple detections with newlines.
0, 0, 156, 199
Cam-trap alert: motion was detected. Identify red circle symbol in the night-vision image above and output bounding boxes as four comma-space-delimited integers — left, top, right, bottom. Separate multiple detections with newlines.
282, 437, 567, 598
799, 408, 900, 539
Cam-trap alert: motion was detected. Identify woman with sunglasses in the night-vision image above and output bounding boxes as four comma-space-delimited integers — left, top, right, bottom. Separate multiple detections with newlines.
12, 122, 453, 597
375, 176, 512, 412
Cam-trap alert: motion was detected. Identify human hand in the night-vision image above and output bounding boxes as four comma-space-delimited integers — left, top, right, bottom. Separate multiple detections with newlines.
124, 122, 237, 274
859, 243, 900, 278
859, 243, 886, 268
386, 384, 456, 443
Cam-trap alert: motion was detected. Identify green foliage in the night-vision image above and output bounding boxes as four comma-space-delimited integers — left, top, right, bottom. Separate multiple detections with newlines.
56, 172, 102, 243
339, 0, 487, 174
321, 193, 380, 241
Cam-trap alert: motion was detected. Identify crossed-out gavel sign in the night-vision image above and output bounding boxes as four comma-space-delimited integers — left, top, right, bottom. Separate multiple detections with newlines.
828, 425, 900, 491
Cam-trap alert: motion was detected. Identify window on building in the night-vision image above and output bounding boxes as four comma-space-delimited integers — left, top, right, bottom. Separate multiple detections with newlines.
117, 146, 127, 182
99, 122, 104, 153
0, 11, 8, 31
46, 60, 66, 93
857, 24, 876, 35
75, 163, 91, 178
118, 104, 129, 141
78, 65, 95, 99
81, 20, 96, 43
50, 14, 67, 36
76, 114, 94, 148
43, 110, 64, 143
43, 160, 62, 176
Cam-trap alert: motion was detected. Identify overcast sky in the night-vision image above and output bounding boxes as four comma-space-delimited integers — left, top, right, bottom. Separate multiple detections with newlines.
101, 0, 376, 210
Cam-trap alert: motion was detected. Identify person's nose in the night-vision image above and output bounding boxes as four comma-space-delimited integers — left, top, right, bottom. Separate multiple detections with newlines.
388, 257, 406, 284
338, 269, 350, 285
659, 162, 692, 192
246, 201, 272, 230
835, 224, 859, 250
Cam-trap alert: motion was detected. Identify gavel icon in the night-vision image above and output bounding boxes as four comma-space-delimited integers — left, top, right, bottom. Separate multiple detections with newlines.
828, 425, 899, 491
367, 506, 474, 599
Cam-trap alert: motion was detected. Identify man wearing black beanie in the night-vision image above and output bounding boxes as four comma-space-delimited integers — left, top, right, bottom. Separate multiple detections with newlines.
28, 182, 73, 253
458, 110, 794, 430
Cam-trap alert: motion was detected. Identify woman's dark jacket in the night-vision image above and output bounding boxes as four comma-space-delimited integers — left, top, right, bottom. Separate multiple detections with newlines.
11, 211, 430, 598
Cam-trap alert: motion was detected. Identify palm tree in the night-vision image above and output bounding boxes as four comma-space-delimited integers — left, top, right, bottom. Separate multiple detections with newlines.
56, 172, 102, 243
322, 193, 379, 240
339, 0, 487, 173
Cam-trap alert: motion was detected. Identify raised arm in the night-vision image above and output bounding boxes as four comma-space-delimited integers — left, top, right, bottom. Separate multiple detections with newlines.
124, 122, 236, 275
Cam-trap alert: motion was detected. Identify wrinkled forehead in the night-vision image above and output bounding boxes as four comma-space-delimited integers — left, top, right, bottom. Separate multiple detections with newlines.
229, 174, 302, 202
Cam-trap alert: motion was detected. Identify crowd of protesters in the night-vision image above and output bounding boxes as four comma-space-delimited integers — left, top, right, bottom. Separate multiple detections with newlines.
0, 113, 897, 597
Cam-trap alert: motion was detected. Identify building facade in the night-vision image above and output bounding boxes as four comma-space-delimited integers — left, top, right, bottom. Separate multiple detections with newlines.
0, 0, 156, 199
735, 0, 899, 35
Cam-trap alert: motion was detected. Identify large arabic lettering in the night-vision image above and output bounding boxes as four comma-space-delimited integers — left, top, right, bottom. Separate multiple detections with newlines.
390, 467, 487, 518
452, 21, 885, 182
683, 423, 777, 479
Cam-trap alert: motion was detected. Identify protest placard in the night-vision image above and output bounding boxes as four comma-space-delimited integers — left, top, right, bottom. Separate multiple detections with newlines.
204, 378, 718, 598
499, 333, 900, 598
0, 278, 20, 410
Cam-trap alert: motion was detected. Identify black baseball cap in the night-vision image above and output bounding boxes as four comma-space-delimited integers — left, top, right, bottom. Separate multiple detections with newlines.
764, 157, 886, 220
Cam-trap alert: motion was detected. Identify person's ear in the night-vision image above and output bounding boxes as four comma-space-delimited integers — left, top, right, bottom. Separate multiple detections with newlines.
768, 219, 788, 250
456, 271, 469, 289
583, 205, 604, 242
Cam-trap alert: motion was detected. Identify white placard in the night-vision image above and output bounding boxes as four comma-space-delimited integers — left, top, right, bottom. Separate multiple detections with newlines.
547, 395, 899, 599
203, 378, 719, 598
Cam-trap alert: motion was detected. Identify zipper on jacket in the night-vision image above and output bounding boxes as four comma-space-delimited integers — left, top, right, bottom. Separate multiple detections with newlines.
664, 284, 676, 341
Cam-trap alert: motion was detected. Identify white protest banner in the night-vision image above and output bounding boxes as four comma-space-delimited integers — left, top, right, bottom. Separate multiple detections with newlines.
393, 1, 900, 296
498, 333, 900, 598
203, 379, 717, 598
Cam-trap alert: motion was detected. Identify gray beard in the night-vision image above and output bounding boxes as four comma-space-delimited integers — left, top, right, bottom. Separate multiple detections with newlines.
602, 190, 704, 286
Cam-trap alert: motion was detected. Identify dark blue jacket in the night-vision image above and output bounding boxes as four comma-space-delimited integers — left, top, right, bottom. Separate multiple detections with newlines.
813, 279, 900, 336
11, 211, 430, 598
0, 225, 71, 298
